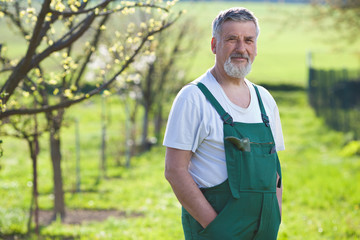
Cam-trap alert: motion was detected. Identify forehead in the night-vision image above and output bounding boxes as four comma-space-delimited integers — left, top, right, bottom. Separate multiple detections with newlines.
220, 20, 257, 38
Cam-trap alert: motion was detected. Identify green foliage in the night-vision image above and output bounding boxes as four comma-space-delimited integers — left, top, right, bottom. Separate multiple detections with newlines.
341, 141, 360, 157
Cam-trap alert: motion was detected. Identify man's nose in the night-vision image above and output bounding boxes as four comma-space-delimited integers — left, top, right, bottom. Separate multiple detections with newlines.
235, 40, 246, 53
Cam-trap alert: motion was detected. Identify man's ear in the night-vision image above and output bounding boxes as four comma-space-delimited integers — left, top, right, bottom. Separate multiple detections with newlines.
211, 37, 216, 54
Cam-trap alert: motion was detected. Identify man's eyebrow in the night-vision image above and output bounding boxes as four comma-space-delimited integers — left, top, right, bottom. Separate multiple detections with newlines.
225, 34, 238, 38
245, 36, 256, 40
225, 35, 256, 40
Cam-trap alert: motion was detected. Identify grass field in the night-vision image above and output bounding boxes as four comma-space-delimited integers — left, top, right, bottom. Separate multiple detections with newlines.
175, 2, 360, 86
1, 1, 360, 239
1, 89, 360, 239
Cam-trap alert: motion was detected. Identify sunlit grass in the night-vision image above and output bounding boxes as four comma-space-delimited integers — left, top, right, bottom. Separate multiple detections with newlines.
1, 90, 360, 239
175, 2, 359, 86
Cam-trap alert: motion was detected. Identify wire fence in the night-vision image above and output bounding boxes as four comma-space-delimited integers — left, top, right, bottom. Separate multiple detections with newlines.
308, 67, 360, 139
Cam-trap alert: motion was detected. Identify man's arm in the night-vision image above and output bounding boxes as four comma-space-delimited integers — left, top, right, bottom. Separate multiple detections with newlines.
164, 147, 217, 228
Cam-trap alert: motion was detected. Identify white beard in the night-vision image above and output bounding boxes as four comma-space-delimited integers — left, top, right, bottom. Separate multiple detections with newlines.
224, 55, 252, 79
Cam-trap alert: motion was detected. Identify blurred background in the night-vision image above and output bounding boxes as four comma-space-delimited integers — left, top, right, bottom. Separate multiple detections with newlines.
0, 0, 359, 239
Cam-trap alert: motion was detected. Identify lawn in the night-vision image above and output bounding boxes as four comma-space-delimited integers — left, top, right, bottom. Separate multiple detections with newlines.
1, 89, 359, 239
175, 2, 359, 86
1, 1, 360, 239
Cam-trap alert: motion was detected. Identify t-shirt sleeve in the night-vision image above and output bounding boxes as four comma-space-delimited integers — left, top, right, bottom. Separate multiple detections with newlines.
273, 104, 285, 151
163, 87, 207, 152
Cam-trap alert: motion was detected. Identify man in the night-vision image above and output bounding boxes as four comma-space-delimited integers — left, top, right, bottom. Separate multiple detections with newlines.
164, 7, 284, 240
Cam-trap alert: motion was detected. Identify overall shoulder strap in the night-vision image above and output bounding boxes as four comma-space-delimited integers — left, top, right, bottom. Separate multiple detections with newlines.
253, 84, 270, 127
197, 82, 234, 126
253, 84, 281, 186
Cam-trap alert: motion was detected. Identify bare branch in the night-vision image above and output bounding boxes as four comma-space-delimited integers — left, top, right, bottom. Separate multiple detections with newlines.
49, 1, 169, 18
0, 67, 14, 73
1, 3, 29, 37
49, 0, 112, 17
0, 11, 182, 119
98, 3, 170, 16
31, 14, 96, 68
0, 0, 52, 104
73, 14, 110, 88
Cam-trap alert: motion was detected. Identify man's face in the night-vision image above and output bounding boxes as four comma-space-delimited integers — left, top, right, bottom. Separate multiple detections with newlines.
212, 20, 258, 79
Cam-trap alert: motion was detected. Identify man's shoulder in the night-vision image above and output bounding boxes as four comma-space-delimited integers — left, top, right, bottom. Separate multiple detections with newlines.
247, 80, 277, 105
177, 72, 211, 99
177, 82, 201, 99
255, 84, 274, 98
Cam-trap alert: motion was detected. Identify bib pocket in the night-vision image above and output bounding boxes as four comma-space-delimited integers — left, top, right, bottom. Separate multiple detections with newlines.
238, 143, 278, 191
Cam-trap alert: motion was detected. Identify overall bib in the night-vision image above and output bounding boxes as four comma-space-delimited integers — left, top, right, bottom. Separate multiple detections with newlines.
182, 83, 282, 240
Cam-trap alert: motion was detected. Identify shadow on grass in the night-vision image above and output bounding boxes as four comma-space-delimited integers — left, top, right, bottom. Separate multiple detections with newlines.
1, 234, 77, 240
259, 82, 306, 92
37, 209, 144, 226
1, 209, 144, 240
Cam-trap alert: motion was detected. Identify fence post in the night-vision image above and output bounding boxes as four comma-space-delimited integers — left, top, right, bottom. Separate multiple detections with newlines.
308, 51, 313, 103
0, 140, 3, 159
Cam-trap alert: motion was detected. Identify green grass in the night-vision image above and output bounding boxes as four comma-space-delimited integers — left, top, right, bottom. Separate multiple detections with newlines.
1, 89, 360, 239
174, 2, 360, 86
273, 91, 360, 239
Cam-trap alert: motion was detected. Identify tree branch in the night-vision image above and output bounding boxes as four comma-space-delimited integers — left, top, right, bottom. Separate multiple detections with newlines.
0, 11, 182, 119
0, 0, 52, 104
30, 14, 96, 69
74, 14, 110, 88
49, 0, 112, 18
98, 3, 170, 16
0, 3, 29, 37
49, 1, 170, 18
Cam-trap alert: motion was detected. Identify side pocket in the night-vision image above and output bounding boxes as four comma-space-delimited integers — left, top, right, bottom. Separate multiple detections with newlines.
198, 197, 233, 237
182, 207, 202, 240
198, 212, 221, 235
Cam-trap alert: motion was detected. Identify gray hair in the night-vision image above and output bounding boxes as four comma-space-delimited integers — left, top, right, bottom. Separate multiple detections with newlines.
212, 7, 260, 40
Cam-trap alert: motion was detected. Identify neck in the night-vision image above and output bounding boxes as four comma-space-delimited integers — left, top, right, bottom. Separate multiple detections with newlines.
210, 65, 251, 108
210, 66, 246, 88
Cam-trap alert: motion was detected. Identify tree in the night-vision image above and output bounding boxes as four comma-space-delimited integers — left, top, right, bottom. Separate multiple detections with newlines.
0, 110, 46, 236
130, 18, 201, 151
309, 0, 360, 45
0, 0, 181, 221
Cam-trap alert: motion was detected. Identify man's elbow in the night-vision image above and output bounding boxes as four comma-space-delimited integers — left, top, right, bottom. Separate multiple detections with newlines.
164, 164, 186, 185
164, 166, 176, 183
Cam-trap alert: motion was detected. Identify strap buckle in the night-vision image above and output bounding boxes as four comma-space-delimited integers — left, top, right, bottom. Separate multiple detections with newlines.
261, 113, 270, 127
221, 112, 234, 126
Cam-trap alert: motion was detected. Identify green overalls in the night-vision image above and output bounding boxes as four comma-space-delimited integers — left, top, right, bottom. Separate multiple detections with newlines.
182, 83, 282, 240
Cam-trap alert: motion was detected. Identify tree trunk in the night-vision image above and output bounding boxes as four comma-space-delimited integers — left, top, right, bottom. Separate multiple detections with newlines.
141, 105, 150, 151
75, 118, 81, 192
154, 104, 163, 144
100, 95, 107, 178
124, 99, 132, 168
47, 110, 65, 220
27, 137, 39, 236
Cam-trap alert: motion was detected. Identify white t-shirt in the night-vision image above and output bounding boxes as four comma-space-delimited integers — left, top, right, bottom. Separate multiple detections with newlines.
163, 70, 285, 188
